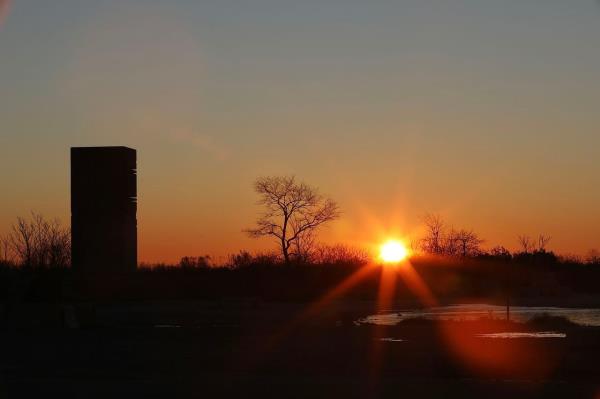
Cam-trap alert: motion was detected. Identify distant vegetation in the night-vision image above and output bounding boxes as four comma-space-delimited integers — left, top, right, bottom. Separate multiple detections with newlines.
2, 251, 600, 303
1, 193, 600, 303
2, 204, 599, 271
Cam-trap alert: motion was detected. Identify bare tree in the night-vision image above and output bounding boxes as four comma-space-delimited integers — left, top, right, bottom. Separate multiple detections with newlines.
537, 234, 551, 252
489, 246, 512, 259
517, 234, 551, 254
6, 212, 71, 268
245, 176, 340, 264
442, 228, 459, 256
451, 229, 484, 257
291, 227, 317, 263
0, 234, 11, 263
517, 235, 534, 254
418, 214, 484, 258
420, 213, 446, 255
9, 216, 35, 267
179, 256, 211, 269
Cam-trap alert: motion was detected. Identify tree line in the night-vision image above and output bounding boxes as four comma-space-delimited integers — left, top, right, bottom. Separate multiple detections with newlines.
1, 175, 599, 269
414, 213, 581, 262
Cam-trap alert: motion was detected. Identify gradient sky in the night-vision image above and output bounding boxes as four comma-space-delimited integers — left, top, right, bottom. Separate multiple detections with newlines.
1, 0, 599, 262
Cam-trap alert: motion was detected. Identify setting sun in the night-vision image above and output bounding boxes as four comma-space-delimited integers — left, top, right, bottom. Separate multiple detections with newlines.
379, 240, 409, 264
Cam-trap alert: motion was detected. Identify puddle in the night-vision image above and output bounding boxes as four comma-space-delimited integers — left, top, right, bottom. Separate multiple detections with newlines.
359, 304, 600, 327
476, 332, 566, 339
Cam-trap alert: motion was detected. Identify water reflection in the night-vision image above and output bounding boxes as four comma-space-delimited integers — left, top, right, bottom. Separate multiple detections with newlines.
359, 304, 600, 327
476, 332, 566, 339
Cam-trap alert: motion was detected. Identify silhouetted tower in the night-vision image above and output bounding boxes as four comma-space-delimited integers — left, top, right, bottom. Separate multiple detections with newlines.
71, 147, 137, 272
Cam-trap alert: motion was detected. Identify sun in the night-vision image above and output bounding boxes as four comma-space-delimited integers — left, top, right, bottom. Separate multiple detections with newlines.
379, 240, 409, 264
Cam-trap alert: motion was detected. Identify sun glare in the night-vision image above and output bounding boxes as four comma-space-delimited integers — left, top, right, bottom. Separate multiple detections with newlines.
379, 240, 409, 264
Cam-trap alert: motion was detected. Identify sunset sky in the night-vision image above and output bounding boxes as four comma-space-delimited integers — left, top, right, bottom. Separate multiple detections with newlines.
1, 0, 599, 262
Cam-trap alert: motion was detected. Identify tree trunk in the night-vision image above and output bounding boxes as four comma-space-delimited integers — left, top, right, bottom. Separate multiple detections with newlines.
282, 239, 290, 264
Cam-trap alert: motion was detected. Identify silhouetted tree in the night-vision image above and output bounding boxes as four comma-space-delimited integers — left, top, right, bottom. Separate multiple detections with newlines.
291, 228, 317, 263
517, 235, 534, 254
442, 228, 459, 256
6, 212, 70, 268
0, 235, 11, 263
517, 234, 552, 255
489, 246, 512, 260
419, 214, 484, 258
537, 234, 551, 252
9, 217, 34, 266
245, 176, 340, 264
450, 229, 484, 257
179, 256, 211, 269
228, 251, 253, 268
420, 213, 446, 255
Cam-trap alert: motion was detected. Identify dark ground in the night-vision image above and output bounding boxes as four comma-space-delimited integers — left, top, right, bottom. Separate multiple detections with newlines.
1, 300, 600, 398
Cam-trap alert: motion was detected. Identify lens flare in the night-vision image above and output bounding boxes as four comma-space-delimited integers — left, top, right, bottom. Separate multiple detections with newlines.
0, 0, 10, 28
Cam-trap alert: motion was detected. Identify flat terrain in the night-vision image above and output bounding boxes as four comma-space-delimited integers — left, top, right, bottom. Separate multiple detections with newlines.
1, 300, 600, 398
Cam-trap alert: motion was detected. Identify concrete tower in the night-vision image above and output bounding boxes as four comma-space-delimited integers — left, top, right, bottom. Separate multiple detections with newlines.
71, 147, 137, 272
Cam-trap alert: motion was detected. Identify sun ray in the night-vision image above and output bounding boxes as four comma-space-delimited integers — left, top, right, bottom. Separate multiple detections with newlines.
245, 264, 380, 368
396, 260, 438, 307
293, 263, 379, 323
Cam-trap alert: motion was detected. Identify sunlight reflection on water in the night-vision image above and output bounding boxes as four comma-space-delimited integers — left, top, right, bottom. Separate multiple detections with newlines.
476, 332, 566, 339
359, 304, 600, 327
